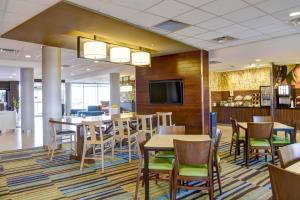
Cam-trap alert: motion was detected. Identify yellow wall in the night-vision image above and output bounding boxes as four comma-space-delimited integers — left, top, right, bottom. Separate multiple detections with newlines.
210, 67, 271, 91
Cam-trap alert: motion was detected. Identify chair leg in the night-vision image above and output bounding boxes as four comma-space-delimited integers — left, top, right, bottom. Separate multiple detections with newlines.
216, 163, 222, 194
234, 141, 238, 160
265, 149, 268, 162
50, 149, 55, 160
209, 174, 214, 200
80, 144, 86, 171
128, 137, 132, 163
271, 146, 275, 164
134, 162, 142, 200
101, 145, 105, 172
93, 144, 96, 155
229, 140, 233, 156
169, 171, 173, 200
111, 139, 115, 161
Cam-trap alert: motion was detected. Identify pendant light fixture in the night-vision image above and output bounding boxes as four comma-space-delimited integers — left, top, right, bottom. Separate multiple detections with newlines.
110, 46, 130, 63
83, 41, 107, 59
132, 51, 150, 66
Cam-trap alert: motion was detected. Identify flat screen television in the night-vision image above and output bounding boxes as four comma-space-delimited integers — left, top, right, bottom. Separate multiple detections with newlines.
149, 80, 183, 104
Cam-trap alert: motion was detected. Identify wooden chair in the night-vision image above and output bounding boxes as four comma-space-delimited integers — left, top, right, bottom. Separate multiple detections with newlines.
158, 125, 185, 135
278, 143, 300, 168
173, 140, 214, 200
230, 118, 245, 160
80, 120, 115, 172
157, 112, 173, 128
268, 164, 300, 200
134, 133, 174, 200
136, 114, 156, 138
214, 129, 222, 194
246, 122, 275, 168
48, 118, 76, 160
112, 117, 138, 162
253, 115, 273, 122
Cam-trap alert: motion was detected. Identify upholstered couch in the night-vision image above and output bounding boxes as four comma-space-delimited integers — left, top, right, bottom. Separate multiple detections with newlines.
71, 105, 104, 116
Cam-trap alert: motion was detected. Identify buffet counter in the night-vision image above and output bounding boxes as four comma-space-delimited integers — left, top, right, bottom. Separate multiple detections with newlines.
212, 106, 270, 124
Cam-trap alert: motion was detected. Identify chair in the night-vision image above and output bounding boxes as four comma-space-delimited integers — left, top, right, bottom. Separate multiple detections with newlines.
278, 143, 300, 168
157, 112, 173, 128
214, 129, 222, 194
268, 164, 300, 200
173, 140, 214, 200
158, 125, 185, 135
246, 122, 275, 168
80, 120, 115, 172
253, 115, 273, 122
230, 118, 245, 160
48, 118, 76, 160
134, 133, 174, 200
112, 117, 138, 162
136, 114, 156, 138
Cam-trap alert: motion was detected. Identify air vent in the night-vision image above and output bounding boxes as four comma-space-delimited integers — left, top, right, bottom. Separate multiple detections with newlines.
153, 20, 190, 32
290, 18, 300, 26
209, 60, 222, 64
62, 64, 71, 68
211, 36, 238, 43
0, 48, 20, 54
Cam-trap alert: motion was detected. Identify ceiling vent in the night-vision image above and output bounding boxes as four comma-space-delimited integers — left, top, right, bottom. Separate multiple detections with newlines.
211, 36, 238, 43
62, 64, 72, 68
153, 20, 190, 32
209, 60, 222, 64
290, 18, 300, 26
0, 48, 20, 54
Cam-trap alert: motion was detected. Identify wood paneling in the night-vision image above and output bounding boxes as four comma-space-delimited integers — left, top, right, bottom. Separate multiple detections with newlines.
136, 50, 209, 134
274, 109, 300, 130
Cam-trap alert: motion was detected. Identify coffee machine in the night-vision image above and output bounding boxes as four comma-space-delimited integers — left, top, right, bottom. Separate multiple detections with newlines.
277, 84, 293, 108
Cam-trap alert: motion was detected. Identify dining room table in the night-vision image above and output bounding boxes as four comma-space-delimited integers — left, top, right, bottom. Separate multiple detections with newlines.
49, 112, 137, 163
143, 134, 211, 200
238, 122, 295, 167
285, 161, 300, 174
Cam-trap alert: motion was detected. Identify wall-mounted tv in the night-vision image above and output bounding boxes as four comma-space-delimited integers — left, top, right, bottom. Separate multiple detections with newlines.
149, 80, 184, 104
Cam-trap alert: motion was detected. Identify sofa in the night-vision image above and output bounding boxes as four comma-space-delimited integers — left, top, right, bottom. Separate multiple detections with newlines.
71, 105, 104, 117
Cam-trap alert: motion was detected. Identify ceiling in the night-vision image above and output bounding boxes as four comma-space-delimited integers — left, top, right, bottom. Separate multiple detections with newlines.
0, 0, 300, 75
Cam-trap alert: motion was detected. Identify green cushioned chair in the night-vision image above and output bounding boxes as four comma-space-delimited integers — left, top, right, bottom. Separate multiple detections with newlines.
179, 164, 208, 177
230, 118, 246, 160
147, 157, 174, 170
272, 135, 290, 146
155, 150, 175, 158
250, 138, 270, 147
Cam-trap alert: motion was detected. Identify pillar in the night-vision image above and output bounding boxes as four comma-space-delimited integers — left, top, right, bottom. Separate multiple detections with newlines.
65, 82, 72, 115
42, 46, 62, 146
20, 68, 34, 133
110, 73, 120, 114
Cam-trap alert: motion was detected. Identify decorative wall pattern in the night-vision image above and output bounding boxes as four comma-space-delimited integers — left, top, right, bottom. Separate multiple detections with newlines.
210, 67, 271, 91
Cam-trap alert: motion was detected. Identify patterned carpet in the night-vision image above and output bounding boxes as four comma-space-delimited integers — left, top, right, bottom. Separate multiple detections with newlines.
0, 142, 274, 200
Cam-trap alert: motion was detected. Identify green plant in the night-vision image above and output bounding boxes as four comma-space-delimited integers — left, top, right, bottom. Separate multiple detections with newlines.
12, 97, 19, 113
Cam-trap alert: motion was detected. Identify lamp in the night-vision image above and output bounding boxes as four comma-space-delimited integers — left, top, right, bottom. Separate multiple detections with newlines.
110, 47, 130, 63
132, 51, 150, 66
83, 41, 107, 59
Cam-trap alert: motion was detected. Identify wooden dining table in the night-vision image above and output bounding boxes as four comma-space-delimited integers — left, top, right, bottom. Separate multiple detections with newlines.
286, 161, 300, 174
49, 112, 137, 163
238, 122, 295, 167
143, 134, 211, 200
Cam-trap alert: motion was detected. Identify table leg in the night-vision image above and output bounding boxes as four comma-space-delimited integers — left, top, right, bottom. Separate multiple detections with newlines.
290, 129, 296, 144
144, 148, 149, 200
245, 130, 249, 168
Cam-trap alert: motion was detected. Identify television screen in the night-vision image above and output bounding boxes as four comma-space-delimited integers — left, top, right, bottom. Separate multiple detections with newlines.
149, 80, 183, 104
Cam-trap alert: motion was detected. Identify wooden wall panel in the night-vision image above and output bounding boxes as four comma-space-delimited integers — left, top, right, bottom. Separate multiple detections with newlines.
136, 50, 209, 134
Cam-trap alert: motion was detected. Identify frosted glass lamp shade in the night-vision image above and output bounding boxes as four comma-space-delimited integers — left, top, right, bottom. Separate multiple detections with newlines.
132, 52, 150, 65
110, 47, 130, 63
83, 41, 107, 59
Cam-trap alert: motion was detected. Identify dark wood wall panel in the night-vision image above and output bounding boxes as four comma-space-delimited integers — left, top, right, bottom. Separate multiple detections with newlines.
136, 50, 209, 134
274, 109, 300, 130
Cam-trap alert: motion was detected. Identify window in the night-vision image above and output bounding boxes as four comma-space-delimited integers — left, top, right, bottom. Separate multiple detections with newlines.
84, 84, 98, 109
71, 84, 84, 109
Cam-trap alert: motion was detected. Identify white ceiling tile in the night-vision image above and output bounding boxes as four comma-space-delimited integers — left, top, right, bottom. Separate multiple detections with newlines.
255, 0, 300, 14
196, 17, 234, 30
167, 32, 188, 40
25, 0, 61, 6
256, 22, 293, 34
6, 0, 47, 16
126, 12, 166, 27
149, 27, 171, 34
241, 15, 280, 28
111, 0, 163, 10
197, 40, 218, 47
174, 9, 215, 25
243, 0, 267, 4
199, 0, 248, 15
69, 0, 107, 10
230, 30, 263, 39
174, 26, 207, 36
176, 0, 215, 7
0, 0, 6, 11
146, 0, 193, 18
182, 37, 202, 45
267, 29, 299, 37
194, 31, 223, 40
223, 7, 265, 23
244, 34, 271, 42
271, 6, 300, 22
98, 2, 139, 19
217, 24, 249, 35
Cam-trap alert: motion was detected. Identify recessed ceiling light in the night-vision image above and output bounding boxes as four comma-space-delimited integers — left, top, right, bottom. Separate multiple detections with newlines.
94, 60, 99, 63
255, 59, 261, 62
25, 55, 31, 58
86, 68, 91, 71
289, 12, 300, 17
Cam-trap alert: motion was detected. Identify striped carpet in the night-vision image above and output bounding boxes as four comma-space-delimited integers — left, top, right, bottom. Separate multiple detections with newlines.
0, 142, 274, 200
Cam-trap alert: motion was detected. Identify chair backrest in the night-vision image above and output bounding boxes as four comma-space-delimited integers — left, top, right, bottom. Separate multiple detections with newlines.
247, 122, 273, 140
230, 118, 239, 136
268, 164, 300, 200
136, 114, 153, 131
112, 117, 130, 137
157, 112, 172, 126
214, 129, 222, 159
82, 120, 103, 143
136, 132, 147, 159
158, 125, 185, 135
174, 139, 212, 167
253, 115, 273, 122
278, 143, 300, 168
